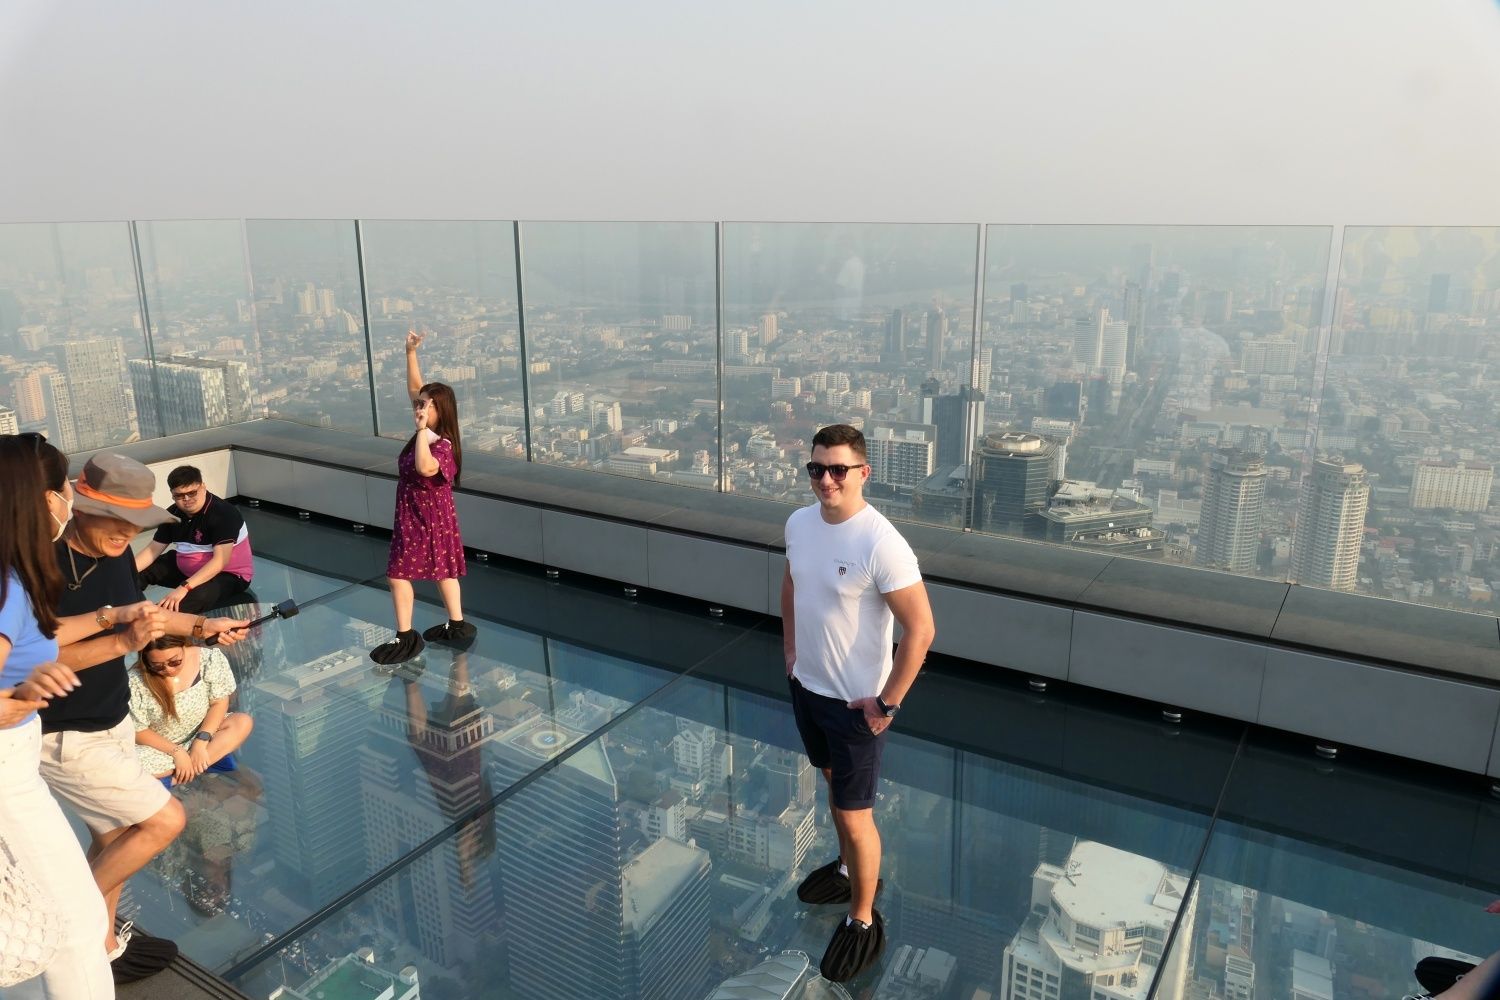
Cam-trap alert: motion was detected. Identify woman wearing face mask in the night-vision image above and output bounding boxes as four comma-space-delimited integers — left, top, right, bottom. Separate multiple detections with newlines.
0, 434, 169, 998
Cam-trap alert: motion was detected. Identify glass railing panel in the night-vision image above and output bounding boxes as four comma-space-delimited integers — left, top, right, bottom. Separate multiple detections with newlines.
720, 221, 980, 508
241, 220, 373, 433
134, 219, 265, 435
360, 221, 525, 457
974, 224, 1334, 580
1148, 736, 1500, 999
0, 221, 159, 450
228, 661, 1241, 998
1295, 225, 1500, 612
521, 221, 720, 488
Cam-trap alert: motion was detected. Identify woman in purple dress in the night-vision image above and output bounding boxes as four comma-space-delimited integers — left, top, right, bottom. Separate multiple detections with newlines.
369, 331, 475, 664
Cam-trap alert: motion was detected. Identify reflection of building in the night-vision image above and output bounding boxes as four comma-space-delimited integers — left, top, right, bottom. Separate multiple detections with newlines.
1197, 450, 1267, 573
867, 421, 937, 488
0, 404, 16, 435
271, 950, 419, 1000
1409, 460, 1493, 512
972, 432, 1056, 536
253, 649, 385, 899
1001, 841, 1195, 1000
1039, 481, 1162, 556
361, 665, 498, 966
1291, 458, 1369, 591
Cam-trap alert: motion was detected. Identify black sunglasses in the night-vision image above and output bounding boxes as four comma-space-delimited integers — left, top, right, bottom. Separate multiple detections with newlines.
806, 462, 866, 482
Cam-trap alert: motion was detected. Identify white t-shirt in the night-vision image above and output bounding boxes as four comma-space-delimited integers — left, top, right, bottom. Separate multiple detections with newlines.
785, 502, 923, 704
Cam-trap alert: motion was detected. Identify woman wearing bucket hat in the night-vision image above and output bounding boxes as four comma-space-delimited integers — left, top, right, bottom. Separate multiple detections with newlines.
40, 451, 252, 984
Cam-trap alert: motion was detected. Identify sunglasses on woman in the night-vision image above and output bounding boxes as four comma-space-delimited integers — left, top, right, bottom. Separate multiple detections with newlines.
146, 655, 185, 674
805, 462, 866, 482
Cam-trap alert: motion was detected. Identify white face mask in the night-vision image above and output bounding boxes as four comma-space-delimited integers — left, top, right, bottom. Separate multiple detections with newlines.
48, 490, 73, 542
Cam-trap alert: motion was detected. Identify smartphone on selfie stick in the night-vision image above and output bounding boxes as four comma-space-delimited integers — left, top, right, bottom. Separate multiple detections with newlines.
206, 599, 299, 645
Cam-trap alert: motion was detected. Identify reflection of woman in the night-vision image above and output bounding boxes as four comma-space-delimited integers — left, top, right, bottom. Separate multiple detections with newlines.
370, 330, 474, 665
394, 649, 494, 888
168, 767, 264, 919
0, 434, 112, 997
129, 637, 252, 785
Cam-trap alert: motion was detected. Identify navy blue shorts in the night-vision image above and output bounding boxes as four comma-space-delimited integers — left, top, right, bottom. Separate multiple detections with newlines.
789, 675, 887, 811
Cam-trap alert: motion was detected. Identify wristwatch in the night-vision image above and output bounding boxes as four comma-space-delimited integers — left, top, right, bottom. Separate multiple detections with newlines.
95, 605, 113, 631
192, 615, 207, 639
195, 731, 213, 743
876, 696, 900, 718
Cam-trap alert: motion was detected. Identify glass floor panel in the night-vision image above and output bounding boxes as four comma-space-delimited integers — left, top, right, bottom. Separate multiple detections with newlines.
109, 511, 1500, 999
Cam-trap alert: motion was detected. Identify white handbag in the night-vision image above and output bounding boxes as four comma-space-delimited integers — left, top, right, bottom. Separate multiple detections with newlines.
0, 834, 64, 988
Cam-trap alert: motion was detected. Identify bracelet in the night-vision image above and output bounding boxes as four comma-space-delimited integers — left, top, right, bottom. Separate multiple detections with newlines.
192, 615, 207, 638
182, 580, 194, 591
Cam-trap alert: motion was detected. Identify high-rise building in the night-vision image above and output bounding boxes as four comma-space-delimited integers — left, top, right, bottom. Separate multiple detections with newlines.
1100, 321, 1129, 385
866, 421, 938, 488
1001, 841, 1195, 1000
63, 338, 131, 451
0, 404, 17, 435
1073, 309, 1106, 373
971, 432, 1056, 536
1039, 480, 1163, 556
1291, 458, 1369, 591
1030, 418, 1074, 480
360, 668, 499, 966
1240, 338, 1297, 375
270, 950, 420, 1000
132, 355, 256, 438
13, 370, 47, 424
886, 309, 907, 358
1044, 381, 1085, 422
621, 837, 712, 1000
252, 648, 385, 900
41, 371, 78, 452
925, 306, 947, 370
920, 380, 984, 467
1122, 281, 1144, 368
758, 313, 778, 348
971, 346, 992, 392
1197, 449, 1267, 573
1409, 461, 1493, 512
1428, 273, 1451, 313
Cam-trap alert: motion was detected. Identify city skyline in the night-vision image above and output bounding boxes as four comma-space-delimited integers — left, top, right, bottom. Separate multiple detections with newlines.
1, 221, 1496, 613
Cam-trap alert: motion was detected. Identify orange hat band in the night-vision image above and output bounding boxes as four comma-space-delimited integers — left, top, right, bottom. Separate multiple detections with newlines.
75, 477, 155, 510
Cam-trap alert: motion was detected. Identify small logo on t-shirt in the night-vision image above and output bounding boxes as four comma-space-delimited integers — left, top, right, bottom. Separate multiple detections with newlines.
193, 529, 203, 543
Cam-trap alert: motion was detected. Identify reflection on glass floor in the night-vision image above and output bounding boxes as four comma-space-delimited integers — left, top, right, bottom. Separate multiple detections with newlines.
122, 512, 1500, 1000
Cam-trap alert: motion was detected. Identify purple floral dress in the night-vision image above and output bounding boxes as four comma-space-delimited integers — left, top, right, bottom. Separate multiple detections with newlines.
388, 436, 466, 581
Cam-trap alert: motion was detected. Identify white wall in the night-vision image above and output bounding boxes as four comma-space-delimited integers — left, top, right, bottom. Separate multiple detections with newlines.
2, 0, 1499, 226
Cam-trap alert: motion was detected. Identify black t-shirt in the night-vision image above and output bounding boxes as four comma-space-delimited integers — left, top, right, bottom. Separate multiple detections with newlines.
152, 493, 251, 581
40, 540, 143, 733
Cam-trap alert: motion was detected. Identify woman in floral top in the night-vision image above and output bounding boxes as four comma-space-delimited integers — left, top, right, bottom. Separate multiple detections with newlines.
128, 636, 253, 785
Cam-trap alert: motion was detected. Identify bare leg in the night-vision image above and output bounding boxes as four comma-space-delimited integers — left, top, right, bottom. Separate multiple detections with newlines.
437, 577, 464, 621
88, 798, 186, 952
390, 577, 415, 631
833, 805, 881, 925
203, 713, 253, 765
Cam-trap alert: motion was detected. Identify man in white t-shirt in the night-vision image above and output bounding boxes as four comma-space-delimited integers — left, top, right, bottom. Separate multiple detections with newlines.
782, 423, 936, 983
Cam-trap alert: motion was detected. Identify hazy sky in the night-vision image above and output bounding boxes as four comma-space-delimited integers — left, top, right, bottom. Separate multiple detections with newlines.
1, 0, 1499, 225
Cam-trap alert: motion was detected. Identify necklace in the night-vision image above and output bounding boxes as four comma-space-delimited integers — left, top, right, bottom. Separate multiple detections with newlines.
66, 545, 100, 592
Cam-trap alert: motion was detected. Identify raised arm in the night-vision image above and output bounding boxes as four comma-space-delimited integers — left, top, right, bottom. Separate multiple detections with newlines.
406, 329, 426, 401
135, 539, 168, 573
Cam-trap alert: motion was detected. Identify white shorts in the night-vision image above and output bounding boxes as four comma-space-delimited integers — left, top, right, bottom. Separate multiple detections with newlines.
39, 717, 172, 836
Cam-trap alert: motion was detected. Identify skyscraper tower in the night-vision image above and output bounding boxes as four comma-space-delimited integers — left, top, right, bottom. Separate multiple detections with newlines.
926, 306, 948, 370
1100, 321, 1129, 386
1122, 281, 1144, 368
886, 309, 906, 359
971, 432, 1057, 536
1072, 309, 1107, 373
1197, 449, 1267, 574
63, 338, 131, 450
1291, 457, 1369, 591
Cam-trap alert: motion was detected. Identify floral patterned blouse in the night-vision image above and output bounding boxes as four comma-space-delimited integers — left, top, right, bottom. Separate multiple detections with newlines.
128, 646, 237, 775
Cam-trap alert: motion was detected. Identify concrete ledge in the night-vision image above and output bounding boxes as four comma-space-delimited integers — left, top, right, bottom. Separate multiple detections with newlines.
72, 420, 1500, 775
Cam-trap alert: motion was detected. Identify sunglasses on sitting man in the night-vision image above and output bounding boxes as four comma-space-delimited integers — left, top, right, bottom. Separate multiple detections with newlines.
805, 462, 867, 482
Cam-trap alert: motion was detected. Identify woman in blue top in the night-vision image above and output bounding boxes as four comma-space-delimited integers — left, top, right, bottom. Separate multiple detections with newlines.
0, 435, 165, 997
